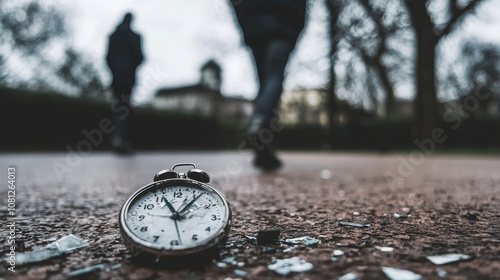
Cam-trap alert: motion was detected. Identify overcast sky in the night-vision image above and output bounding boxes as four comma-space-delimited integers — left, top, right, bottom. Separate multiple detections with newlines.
58, 0, 329, 105
57, 0, 500, 105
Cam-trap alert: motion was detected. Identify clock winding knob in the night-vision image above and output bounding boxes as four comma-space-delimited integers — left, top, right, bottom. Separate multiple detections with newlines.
187, 169, 210, 183
154, 169, 177, 181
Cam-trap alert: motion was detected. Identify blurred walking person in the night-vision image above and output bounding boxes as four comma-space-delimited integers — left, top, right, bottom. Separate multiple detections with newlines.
232, 0, 306, 171
106, 12, 144, 154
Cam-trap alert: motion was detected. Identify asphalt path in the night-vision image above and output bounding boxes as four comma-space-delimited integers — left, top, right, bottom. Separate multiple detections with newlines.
0, 151, 499, 279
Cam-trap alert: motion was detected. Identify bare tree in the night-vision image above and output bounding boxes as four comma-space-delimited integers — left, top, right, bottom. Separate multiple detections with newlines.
57, 48, 107, 98
0, 0, 65, 84
0, 0, 106, 97
403, 0, 484, 138
444, 40, 500, 113
329, 0, 412, 121
326, 0, 342, 144
353, 0, 411, 120
0, 1, 65, 51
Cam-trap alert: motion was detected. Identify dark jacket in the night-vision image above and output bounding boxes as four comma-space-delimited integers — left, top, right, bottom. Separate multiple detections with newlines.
106, 19, 143, 86
232, 0, 306, 46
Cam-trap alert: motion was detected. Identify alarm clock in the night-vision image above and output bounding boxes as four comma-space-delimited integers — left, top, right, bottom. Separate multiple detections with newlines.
119, 163, 232, 263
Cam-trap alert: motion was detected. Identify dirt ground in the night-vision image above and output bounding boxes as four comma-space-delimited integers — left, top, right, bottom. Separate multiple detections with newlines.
0, 152, 499, 279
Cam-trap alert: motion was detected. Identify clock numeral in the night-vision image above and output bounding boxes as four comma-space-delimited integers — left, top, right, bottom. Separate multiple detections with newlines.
153, 236, 160, 242
140, 226, 148, 232
138, 215, 145, 221
170, 240, 180, 246
205, 226, 211, 232
192, 234, 198, 241
144, 204, 154, 210
174, 191, 182, 198
211, 214, 217, 221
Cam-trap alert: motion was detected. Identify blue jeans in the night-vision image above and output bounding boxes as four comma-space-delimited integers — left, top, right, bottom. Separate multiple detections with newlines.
249, 39, 295, 123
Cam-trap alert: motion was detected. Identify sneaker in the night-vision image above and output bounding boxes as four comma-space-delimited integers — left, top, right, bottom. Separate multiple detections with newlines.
245, 116, 282, 171
111, 136, 134, 155
253, 145, 282, 171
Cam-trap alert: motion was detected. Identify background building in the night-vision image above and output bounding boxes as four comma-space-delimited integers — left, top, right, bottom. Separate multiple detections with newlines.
154, 60, 252, 123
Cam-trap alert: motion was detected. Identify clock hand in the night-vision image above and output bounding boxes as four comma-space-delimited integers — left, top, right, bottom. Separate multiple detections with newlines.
161, 195, 177, 214
174, 220, 182, 245
176, 197, 191, 210
178, 193, 204, 214
148, 213, 172, 218
159, 195, 183, 220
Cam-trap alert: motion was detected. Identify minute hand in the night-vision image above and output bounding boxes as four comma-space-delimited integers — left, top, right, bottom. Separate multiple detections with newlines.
179, 193, 204, 214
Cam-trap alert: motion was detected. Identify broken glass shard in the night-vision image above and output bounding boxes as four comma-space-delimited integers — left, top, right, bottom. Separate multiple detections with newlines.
283, 246, 296, 253
262, 247, 276, 254
13, 234, 89, 265
339, 272, 359, 280
375, 246, 394, 252
339, 221, 370, 228
213, 260, 228, 268
436, 269, 447, 278
284, 236, 320, 246
394, 213, 409, 219
381, 267, 421, 280
426, 254, 471, 265
332, 250, 344, 256
245, 235, 258, 246
67, 264, 106, 277
221, 256, 237, 266
234, 269, 248, 277
67, 263, 121, 278
268, 257, 313, 275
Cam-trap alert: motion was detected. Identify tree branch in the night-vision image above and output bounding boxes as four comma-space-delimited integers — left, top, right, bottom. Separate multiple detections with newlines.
437, 0, 482, 40
355, 0, 390, 60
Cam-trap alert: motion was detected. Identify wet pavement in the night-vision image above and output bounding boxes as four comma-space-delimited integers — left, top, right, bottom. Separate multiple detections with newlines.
0, 151, 499, 279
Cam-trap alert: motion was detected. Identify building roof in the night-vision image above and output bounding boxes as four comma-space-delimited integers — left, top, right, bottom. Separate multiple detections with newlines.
155, 83, 221, 97
201, 59, 221, 71
156, 59, 224, 97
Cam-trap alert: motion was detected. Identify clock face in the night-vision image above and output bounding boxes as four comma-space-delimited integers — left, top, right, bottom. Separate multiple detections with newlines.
123, 180, 229, 252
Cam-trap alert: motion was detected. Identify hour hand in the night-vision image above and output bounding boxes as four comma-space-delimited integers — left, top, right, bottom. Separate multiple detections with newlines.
160, 196, 177, 214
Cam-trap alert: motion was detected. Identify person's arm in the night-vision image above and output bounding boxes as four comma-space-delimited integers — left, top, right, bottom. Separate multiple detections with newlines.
132, 34, 144, 67
105, 36, 112, 66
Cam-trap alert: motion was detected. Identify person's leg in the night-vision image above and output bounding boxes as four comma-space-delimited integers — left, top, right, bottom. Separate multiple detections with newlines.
245, 38, 296, 170
250, 44, 266, 91
252, 38, 295, 123
111, 83, 133, 154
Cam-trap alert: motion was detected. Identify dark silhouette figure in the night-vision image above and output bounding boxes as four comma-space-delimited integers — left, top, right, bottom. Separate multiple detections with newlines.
232, 0, 306, 170
106, 13, 144, 154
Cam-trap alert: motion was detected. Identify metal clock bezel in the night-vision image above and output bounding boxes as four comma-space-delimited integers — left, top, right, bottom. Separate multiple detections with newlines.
119, 178, 232, 258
